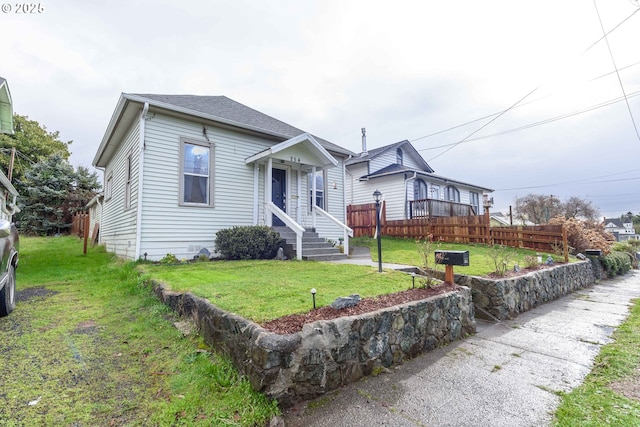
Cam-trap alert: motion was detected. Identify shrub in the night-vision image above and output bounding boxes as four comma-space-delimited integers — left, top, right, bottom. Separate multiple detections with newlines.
488, 244, 515, 277
612, 242, 639, 269
523, 255, 539, 269
415, 235, 442, 287
159, 253, 180, 264
214, 226, 285, 260
600, 251, 633, 278
548, 216, 615, 255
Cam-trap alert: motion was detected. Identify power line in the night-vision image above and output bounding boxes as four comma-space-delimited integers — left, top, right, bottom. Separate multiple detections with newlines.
593, 0, 640, 143
415, 89, 640, 152
412, 4, 640, 160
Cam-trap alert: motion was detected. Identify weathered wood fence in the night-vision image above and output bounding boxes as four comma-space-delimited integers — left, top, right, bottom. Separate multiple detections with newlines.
71, 212, 89, 237
347, 203, 568, 261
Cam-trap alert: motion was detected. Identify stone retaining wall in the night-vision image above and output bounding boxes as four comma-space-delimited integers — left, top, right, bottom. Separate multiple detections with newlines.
442, 260, 598, 320
153, 283, 475, 405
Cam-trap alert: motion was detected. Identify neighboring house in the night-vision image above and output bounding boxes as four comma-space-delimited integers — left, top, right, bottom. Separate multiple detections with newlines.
92, 94, 354, 261
0, 77, 19, 222
0, 77, 14, 135
490, 211, 535, 227
603, 217, 640, 242
346, 138, 493, 220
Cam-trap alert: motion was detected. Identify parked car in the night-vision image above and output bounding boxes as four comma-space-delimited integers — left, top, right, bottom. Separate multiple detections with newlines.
0, 219, 18, 316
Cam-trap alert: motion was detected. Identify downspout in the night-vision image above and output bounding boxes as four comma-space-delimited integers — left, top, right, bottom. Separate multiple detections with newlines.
134, 102, 148, 260
95, 166, 105, 245
405, 172, 416, 219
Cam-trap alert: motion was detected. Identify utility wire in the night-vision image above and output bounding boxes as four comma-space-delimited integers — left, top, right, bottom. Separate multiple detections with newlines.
593, 0, 640, 142
426, 87, 539, 162
417, 89, 640, 151
411, 58, 640, 148
414, 4, 640, 159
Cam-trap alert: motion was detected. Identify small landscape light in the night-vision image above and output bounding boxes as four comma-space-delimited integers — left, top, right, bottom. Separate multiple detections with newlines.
311, 288, 317, 310
411, 272, 416, 289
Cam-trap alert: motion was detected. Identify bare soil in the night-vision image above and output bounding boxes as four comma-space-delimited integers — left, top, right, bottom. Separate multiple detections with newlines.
261, 282, 459, 334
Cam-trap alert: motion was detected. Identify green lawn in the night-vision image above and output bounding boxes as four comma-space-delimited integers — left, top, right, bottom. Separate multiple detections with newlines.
1, 236, 279, 426
141, 237, 574, 324
352, 236, 571, 276
553, 294, 640, 425
141, 261, 412, 323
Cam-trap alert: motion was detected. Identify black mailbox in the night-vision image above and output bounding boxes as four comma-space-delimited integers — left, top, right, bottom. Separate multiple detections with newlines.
435, 250, 469, 266
585, 249, 602, 256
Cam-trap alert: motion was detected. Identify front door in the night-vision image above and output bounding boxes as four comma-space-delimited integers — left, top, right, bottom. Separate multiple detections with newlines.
272, 168, 286, 226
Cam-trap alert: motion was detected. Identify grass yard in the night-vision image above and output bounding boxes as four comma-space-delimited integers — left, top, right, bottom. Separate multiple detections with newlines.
352, 236, 572, 276
140, 261, 412, 323
0, 236, 279, 426
553, 296, 640, 425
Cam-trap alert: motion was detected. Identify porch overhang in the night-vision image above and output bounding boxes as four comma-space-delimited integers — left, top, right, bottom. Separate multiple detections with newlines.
245, 133, 338, 171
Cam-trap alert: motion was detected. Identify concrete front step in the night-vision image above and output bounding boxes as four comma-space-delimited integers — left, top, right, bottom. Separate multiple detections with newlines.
273, 226, 348, 261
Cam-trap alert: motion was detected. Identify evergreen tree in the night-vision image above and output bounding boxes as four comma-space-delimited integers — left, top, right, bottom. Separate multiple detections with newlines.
17, 154, 76, 235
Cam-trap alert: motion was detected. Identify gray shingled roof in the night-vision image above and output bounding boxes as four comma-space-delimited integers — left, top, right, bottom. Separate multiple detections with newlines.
346, 139, 434, 173
128, 94, 353, 156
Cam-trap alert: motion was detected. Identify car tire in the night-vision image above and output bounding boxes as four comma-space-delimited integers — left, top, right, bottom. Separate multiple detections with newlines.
0, 264, 16, 316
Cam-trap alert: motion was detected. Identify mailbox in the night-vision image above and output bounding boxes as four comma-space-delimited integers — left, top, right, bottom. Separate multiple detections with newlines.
584, 249, 602, 256
435, 250, 469, 266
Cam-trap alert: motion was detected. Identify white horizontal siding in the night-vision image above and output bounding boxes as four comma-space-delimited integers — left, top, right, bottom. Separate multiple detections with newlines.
139, 114, 276, 260
100, 119, 140, 259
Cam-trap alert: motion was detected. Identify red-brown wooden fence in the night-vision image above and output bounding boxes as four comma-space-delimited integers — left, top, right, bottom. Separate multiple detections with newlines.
346, 203, 568, 262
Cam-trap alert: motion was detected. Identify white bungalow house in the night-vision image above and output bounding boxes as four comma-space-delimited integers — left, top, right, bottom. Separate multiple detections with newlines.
346, 137, 493, 220
603, 217, 639, 242
92, 94, 354, 261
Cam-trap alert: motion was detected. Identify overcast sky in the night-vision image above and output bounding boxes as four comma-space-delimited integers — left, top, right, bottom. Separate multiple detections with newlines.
2, 0, 639, 217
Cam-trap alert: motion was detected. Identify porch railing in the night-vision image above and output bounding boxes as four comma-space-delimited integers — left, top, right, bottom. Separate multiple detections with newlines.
409, 198, 477, 219
314, 206, 353, 256
266, 201, 304, 260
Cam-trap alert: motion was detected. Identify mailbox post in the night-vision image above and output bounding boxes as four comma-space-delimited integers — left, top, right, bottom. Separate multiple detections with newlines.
435, 250, 469, 284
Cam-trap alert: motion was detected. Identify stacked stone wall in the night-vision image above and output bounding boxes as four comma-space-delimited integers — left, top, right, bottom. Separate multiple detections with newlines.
153, 284, 475, 405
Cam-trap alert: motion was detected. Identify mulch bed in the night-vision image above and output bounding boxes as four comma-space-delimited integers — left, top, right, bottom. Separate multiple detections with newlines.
261, 282, 460, 335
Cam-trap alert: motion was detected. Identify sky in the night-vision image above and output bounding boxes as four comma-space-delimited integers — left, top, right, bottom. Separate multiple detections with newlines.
1, 0, 639, 218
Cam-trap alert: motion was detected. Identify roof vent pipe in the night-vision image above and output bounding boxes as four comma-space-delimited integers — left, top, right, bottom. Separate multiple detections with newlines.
361, 127, 367, 156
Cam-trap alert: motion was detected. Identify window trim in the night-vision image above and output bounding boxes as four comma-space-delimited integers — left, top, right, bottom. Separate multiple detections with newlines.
124, 152, 132, 210
179, 137, 215, 207
445, 185, 460, 202
470, 191, 480, 214
309, 169, 327, 211
105, 172, 113, 201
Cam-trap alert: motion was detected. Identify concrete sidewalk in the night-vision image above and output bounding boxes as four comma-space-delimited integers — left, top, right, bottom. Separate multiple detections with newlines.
283, 267, 640, 426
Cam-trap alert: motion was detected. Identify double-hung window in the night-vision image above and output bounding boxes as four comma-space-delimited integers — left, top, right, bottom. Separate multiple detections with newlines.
309, 170, 326, 210
180, 138, 213, 206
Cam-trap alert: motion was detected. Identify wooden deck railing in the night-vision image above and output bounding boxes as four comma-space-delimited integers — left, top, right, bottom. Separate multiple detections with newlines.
408, 198, 477, 218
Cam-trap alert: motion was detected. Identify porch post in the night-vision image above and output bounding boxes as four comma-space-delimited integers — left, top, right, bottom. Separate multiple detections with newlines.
266, 158, 273, 226
311, 166, 317, 230
296, 168, 302, 224
253, 163, 259, 224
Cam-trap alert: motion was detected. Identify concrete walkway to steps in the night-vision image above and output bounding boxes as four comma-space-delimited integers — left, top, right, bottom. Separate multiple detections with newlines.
282, 266, 640, 426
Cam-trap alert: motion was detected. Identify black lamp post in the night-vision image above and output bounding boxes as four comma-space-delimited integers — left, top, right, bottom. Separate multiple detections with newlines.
373, 189, 382, 273
311, 288, 317, 310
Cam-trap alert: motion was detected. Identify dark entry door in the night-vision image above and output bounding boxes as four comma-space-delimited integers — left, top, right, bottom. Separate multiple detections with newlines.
272, 168, 286, 226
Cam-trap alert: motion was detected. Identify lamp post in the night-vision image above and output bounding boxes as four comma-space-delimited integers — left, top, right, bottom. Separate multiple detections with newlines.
373, 189, 382, 273
311, 288, 317, 310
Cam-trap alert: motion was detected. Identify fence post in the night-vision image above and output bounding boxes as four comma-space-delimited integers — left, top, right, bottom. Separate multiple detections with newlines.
562, 225, 568, 263
83, 212, 90, 255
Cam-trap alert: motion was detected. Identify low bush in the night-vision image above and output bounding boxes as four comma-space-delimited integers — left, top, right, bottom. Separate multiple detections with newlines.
612, 241, 639, 268
214, 226, 284, 260
600, 251, 633, 278
549, 216, 615, 255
